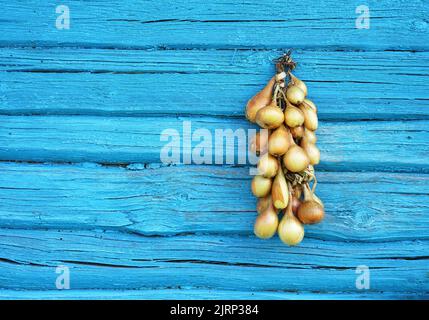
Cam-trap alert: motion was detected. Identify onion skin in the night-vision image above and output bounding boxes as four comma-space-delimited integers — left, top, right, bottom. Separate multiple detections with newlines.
301, 138, 320, 165
251, 175, 272, 198
271, 166, 289, 209
303, 128, 317, 144
299, 103, 318, 131
256, 103, 285, 129
250, 131, 269, 155
268, 125, 291, 156
297, 201, 325, 224
283, 145, 310, 173
278, 212, 304, 246
284, 104, 304, 128
290, 73, 308, 96
257, 195, 275, 214
254, 208, 278, 239
303, 99, 317, 113
290, 125, 304, 139
291, 196, 301, 214
257, 153, 279, 178
246, 77, 275, 123
286, 86, 305, 105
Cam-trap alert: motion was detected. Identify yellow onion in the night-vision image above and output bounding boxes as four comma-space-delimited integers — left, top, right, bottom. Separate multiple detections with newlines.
245, 77, 275, 123
249, 131, 269, 155
268, 125, 291, 156
297, 183, 325, 224
256, 100, 285, 129
278, 191, 304, 246
271, 164, 289, 209
300, 138, 320, 165
290, 125, 304, 139
283, 145, 310, 173
286, 85, 305, 105
254, 207, 278, 239
291, 196, 301, 214
256, 195, 275, 214
251, 175, 272, 198
257, 153, 279, 178
284, 101, 305, 128
303, 98, 317, 113
303, 128, 317, 144
290, 73, 308, 96
299, 103, 318, 131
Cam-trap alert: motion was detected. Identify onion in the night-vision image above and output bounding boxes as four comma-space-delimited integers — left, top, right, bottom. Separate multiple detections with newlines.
245, 77, 275, 123
268, 125, 291, 156
290, 125, 304, 139
303, 128, 317, 144
300, 138, 320, 165
290, 73, 308, 96
271, 164, 289, 209
299, 103, 318, 131
256, 195, 275, 214
283, 145, 310, 173
257, 153, 279, 178
255, 100, 285, 129
284, 101, 305, 128
251, 175, 272, 198
303, 98, 317, 113
278, 189, 304, 246
297, 183, 324, 224
286, 85, 305, 105
254, 207, 279, 239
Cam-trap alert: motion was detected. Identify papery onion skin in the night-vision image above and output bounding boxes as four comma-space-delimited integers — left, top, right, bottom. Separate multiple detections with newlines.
286, 86, 305, 105
278, 213, 305, 246
250, 131, 269, 155
257, 153, 279, 178
268, 125, 291, 156
283, 145, 310, 173
257, 195, 275, 214
297, 201, 325, 224
251, 175, 272, 198
290, 125, 304, 139
246, 77, 275, 123
271, 167, 289, 209
284, 104, 305, 128
254, 208, 279, 239
256, 104, 285, 129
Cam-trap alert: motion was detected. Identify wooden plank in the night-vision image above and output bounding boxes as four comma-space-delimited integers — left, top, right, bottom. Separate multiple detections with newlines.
0, 289, 424, 300
0, 116, 428, 172
1, 0, 428, 50
0, 229, 427, 295
1, 49, 428, 120
0, 162, 428, 241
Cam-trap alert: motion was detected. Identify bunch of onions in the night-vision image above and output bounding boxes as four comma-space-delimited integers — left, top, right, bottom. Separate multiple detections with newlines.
246, 51, 325, 246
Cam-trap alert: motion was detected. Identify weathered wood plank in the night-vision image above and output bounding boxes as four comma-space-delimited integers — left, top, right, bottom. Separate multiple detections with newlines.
0, 116, 428, 172
1, 49, 428, 120
0, 229, 427, 295
0, 162, 428, 241
0, 289, 424, 300
1, 0, 428, 50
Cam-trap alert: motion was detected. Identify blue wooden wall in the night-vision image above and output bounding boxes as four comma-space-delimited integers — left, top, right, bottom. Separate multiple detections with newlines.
0, 0, 428, 299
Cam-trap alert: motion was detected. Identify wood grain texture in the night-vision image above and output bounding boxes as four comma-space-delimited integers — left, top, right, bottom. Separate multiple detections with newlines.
1, 0, 429, 300
0, 162, 428, 241
2, 0, 428, 50
0, 229, 427, 297
1, 49, 428, 120
1, 116, 428, 172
